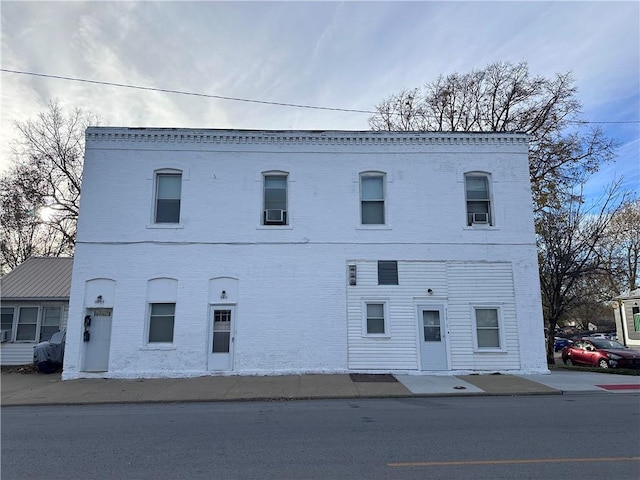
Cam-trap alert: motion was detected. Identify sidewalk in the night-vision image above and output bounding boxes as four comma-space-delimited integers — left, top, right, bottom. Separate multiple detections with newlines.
2, 370, 639, 407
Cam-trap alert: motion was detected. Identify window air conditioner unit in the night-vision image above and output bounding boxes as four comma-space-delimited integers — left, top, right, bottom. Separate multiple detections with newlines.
0, 330, 10, 343
472, 212, 489, 224
265, 209, 285, 224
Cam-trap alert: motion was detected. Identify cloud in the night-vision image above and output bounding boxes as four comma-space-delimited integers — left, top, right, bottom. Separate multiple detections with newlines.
1, 0, 638, 180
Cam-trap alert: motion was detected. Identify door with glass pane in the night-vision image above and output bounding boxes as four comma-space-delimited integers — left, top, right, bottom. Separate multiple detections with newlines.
208, 306, 234, 371
418, 305, 448, 371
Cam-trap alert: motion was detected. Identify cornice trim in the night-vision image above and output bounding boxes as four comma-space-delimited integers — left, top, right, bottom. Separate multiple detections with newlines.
85, 128, 529, 146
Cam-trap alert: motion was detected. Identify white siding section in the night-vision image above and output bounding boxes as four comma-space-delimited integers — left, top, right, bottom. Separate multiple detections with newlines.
447, 262, 521, 370
347, 261, 523, 372
0, 344, 36, 365
347, 261, 448, 370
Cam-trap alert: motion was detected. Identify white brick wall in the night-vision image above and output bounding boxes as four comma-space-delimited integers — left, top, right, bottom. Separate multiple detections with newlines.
62, 129, 547, 379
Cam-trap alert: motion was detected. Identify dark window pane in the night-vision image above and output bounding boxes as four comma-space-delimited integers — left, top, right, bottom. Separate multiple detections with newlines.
40, 326, 59, 342
424, 326, 441, 342
466, 176, 489, 200
1, 307, 14, 331
378, 261, 398, 285
16, 324, 37, 341
367, 318, 385, 334
16, 307, 38, 341
477, 329, 500, 348
156, 199, 181, 223
362, 202, 384, 224
149, 317, 174, 342
213, 332, 230, 353
149, 303, 175, 343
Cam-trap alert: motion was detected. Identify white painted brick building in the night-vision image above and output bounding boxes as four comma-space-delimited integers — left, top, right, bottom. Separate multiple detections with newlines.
62, 128, 548, 379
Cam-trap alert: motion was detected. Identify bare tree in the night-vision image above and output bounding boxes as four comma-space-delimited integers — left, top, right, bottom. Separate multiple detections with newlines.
0, 100, 98, 273
369, 61, 616, 210
537, 181, 626, 363
595, 198, 640, 297
370, 61, 623, 365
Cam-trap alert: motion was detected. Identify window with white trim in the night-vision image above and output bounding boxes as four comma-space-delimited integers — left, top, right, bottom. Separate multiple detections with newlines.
40, 307, 62, 342
148, 303, 175, 343
263, 173, 288, 225
1, 307, 14, 339
360, 172, 385, 225
474, 307, 501, 349
465, 173, 492, 226
155, 171, 182, 223
364, 302, 387, 335
16, 307, 39, 342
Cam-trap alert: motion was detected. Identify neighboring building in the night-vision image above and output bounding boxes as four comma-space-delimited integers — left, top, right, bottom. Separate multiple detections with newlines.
62, 128, 548, 379
614, 289, 640, 347
1, 257, 72, 365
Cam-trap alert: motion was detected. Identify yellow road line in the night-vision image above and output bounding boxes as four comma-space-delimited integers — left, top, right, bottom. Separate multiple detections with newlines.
388, 456, 640, 468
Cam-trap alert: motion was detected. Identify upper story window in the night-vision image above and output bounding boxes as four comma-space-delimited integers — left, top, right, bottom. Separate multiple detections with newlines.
155, 171, 182, 223
263, 173, 288, 225
465, 173, 492, 226
360, 172, 385, 225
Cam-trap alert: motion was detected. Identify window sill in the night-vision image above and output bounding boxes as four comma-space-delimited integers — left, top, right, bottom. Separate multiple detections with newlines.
464, 225, 499, 230
473, 348, 507, 353
356, 225, 392, 230
362, 334, 391, 339
140, 344, 177, 351
146, 224, 184, 229
256, 225, 294, 230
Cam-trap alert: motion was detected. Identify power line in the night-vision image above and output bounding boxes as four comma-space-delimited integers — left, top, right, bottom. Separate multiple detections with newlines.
2, 68, 639, 125
0, 68, 374, 114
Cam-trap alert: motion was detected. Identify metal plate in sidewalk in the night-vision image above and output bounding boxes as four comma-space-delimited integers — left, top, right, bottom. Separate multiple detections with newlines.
349, 373, 398, 383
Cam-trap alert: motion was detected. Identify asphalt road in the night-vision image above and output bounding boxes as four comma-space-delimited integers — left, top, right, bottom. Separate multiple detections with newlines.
2, 395, 639, 480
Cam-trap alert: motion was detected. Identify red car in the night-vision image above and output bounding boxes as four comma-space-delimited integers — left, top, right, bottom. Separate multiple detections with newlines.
562, 338, 640, 369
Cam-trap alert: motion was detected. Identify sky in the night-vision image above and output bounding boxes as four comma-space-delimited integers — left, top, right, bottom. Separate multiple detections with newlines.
1, 1, 638, 200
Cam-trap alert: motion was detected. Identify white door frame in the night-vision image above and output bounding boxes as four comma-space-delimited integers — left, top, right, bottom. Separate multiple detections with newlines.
416, 303, 450, 371
207, 304, 236, 371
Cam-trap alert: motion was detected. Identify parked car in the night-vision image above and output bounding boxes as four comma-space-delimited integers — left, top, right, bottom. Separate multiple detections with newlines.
554, 337, 573, 352
589, 333, 608, 339
33, 330, 66, 373
562, 338, 640, 369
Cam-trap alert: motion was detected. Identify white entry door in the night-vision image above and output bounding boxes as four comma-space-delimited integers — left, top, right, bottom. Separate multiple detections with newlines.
208, 306, 235, 371
83, 308, 112, 372
418, 305, 448, 371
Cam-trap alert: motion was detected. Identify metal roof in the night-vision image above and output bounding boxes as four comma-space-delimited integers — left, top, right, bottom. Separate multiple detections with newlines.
616, 288, 640, 301
0, 257, 73, 300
